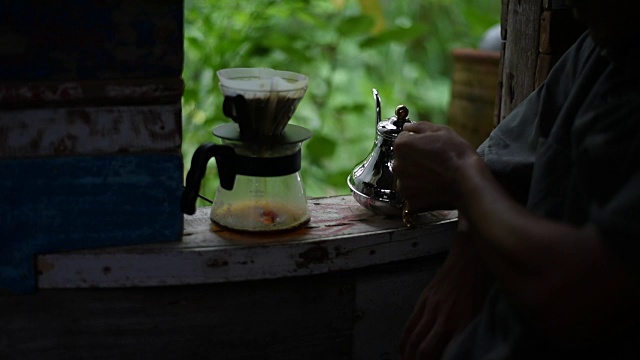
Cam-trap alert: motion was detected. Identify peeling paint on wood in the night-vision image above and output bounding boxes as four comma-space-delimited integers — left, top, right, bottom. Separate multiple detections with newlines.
296, 245, 331, 269
0, 0, 185, 296
0, 104, 181, 158
0, 79, 183, 108
36, 196, 457, 289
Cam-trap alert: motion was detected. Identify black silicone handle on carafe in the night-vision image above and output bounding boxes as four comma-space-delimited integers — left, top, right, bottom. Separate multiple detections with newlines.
181, 143, 236, 215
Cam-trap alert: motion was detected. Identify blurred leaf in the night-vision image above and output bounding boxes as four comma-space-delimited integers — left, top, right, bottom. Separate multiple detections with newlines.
360, 24, 428, 48
358, 0, 386, 34
305, 133, 338, 162
462, 6, 500, 35
337, 15, 375, 37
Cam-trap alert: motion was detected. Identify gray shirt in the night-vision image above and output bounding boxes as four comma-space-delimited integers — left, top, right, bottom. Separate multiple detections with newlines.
445, 33, 640, 359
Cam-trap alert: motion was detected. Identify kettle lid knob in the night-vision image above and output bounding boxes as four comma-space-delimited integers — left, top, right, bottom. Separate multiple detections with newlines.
376, 103, 412, 138
394, 105, 410, 129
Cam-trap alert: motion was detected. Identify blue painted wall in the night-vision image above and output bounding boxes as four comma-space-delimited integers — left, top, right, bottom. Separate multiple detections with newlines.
0, 154, 183, 293
0, 0, 185, 294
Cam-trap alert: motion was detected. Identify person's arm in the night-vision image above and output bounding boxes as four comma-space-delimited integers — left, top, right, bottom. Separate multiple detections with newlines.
401, 228, 491, 360
394, 122, 640, 341
456, 150, 639, 338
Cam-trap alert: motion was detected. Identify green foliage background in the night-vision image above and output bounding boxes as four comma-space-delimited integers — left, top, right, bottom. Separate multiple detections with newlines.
183, 0, 500, 206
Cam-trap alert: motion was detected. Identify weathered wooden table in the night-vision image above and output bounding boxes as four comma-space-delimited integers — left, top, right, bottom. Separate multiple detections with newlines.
1, 196, 457, 360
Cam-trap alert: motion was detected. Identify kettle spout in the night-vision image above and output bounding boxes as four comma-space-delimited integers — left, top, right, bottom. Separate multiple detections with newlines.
372, 88, 382, 125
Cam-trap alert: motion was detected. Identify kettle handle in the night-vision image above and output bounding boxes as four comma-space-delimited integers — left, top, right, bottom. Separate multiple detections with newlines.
372, 88, 382, 124
181, 143, 236, 215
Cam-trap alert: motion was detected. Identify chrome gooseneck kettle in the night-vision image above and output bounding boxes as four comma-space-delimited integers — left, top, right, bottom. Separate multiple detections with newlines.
347, 89, 413, 217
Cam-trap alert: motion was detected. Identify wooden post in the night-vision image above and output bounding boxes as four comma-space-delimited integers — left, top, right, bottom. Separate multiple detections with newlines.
537, 2, 586, 87
0, 0, 185, 294
495, 0, 585, 124
494, 0, 510, 127
498, 0, 542, 123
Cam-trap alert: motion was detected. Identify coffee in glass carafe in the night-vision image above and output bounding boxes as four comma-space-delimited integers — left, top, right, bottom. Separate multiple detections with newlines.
182, 68, 312, 232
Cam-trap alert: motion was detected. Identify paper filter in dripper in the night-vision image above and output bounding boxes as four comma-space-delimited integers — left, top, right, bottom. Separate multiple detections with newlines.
218, 68, 308, 141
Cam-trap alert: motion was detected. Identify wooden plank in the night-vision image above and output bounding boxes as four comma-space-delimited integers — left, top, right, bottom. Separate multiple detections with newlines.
0, 254, 451, 360
539, 8, 586, 55
0, 104, 181, 158
500, 0, 542, 119
0, 274, 355, 360
535, 53, 558, 88
539, 10, 553, 55
353, 254, 445, 359
0, 154, 184, 294
501, 0, 509, 41
36, 196, 457, 289
497, 0, 507, 124
543, 0, 569, 9
494, 40, 507, 126
0, 79, 184, 108
0, 196, 454, 359
0, 0, 183, 82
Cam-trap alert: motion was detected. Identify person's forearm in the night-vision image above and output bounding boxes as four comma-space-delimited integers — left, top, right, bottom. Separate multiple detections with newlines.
455, 155, 598, 281
453, 154, 636, 337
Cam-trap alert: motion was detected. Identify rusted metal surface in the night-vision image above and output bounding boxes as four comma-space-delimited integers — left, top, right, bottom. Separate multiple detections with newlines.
37, 196, 457, 289
0, 104, 181, 158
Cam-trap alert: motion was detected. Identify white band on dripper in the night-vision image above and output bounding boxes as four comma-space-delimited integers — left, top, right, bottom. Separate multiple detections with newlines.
217, 68, 308, 99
